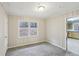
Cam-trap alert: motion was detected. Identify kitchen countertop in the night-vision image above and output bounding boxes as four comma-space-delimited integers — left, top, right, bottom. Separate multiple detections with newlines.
67, 30, 79, 32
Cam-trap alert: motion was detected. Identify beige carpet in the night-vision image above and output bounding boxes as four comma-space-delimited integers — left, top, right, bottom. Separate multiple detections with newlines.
6, 42, 78, 56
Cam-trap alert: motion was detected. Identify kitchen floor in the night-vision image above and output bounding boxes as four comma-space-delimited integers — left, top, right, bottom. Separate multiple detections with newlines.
68, 38, 79, 55
6, 42, 78, 56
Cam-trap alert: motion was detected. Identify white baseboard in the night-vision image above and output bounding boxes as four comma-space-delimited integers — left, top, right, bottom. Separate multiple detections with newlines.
4, 47, 8, 56
8, 40, 46, 49
47, 41, 66, 51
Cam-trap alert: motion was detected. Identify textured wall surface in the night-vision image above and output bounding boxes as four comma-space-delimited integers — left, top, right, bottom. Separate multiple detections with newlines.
8, 16, 46, 48
46, 10, 79, 50
0, 4, 8, 56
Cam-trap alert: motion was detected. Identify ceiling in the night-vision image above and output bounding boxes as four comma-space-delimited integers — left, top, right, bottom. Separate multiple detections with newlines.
1, 2, 79, 19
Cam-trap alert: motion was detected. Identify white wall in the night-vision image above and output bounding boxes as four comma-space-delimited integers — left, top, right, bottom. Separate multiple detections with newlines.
46, 10, 79, 50
8, 10, 79, 50
46, 16, 66, 50
8, 16, 46, 48
0, 4, 8, 56
1, 3, 79, 56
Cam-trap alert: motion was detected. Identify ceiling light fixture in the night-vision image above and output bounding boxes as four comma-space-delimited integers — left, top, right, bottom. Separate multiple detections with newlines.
38, 6, 45, 11
35, 4, 46, 12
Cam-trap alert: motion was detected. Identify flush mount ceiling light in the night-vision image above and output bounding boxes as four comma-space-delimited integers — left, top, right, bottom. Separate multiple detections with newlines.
38, 6, 45, 11
36, 5, 46, 12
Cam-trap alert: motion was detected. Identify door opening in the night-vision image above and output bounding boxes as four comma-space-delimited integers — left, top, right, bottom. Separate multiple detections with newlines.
66, 17, 79, 55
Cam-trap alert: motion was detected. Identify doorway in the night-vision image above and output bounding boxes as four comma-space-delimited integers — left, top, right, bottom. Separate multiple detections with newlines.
66, 17, 79, 55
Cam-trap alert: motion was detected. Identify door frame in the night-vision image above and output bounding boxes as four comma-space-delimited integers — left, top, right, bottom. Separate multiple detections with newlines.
65, 18, 68, 51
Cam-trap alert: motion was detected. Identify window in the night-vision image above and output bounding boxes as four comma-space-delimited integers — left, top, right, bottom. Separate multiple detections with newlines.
73, 23, 79, 31
20, 22, 28, 28
30, 22, 37, 28
18, 20, 38, 38
30, 22, 37, 36
19, 21, 29, 37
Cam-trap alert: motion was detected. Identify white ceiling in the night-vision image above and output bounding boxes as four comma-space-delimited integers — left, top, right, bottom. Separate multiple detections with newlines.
1, 2, 79, 19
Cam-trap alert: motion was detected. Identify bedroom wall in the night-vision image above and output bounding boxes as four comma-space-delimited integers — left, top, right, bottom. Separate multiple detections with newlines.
0, 4, 8, 56
46, 10, 79, 50
46, 16, 66, 50
8, 15, 46, 48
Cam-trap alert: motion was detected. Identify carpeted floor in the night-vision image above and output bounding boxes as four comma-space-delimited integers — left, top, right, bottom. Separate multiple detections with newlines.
6, 42, 78, 56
